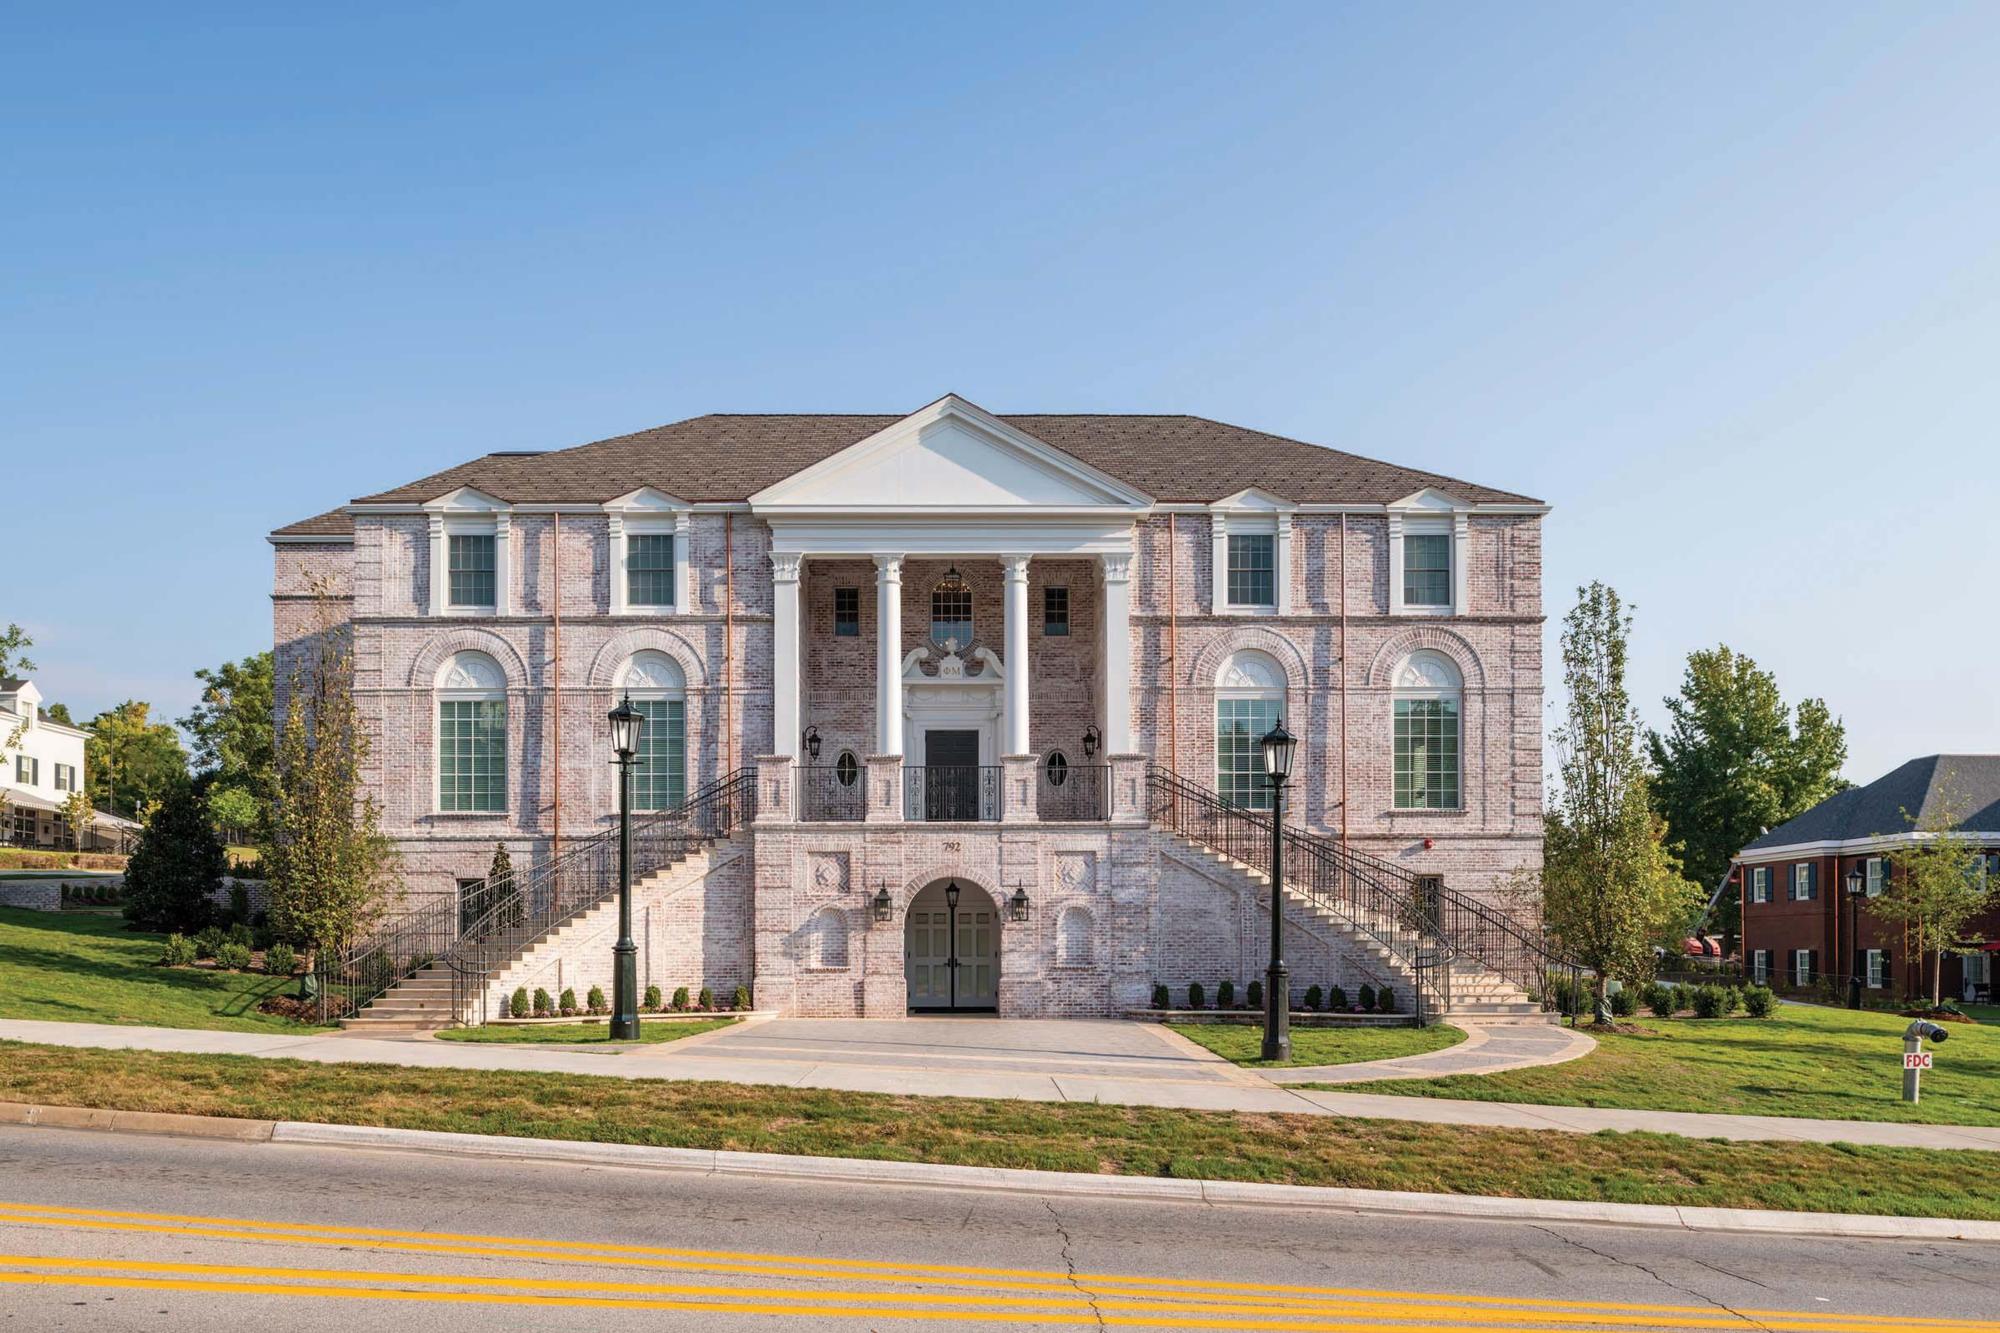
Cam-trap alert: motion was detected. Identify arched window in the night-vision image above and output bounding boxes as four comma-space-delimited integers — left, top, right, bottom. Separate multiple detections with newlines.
834, 750, 860, 787
437, 651, 506, 813
1044, 750, 1069, 786
1393, 650, 1461, 810
1057, 905, 1095, 966
930, 566, 973, 647
1215, 649, 1285, 810
805, 906, 849, 969
620, 651, 687, 811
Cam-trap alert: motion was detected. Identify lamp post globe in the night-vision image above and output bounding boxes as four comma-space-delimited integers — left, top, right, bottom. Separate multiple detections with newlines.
607, 694, 646, 1040
1258, 718, 1297, 1063
1845, 867, 1865, 1010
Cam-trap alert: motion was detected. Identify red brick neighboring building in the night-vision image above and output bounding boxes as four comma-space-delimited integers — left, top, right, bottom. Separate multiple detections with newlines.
1734, 755, 2000, 1003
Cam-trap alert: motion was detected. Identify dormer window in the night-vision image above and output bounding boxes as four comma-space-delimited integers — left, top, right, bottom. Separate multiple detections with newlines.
448, 534, 497, 608
424, 489, 511, 617
627, 533, 676, 608
1386, 490, 1470, 616
1403, 533, 1451, 607
1226, 534, 1275, 607
603, 488, 691, 616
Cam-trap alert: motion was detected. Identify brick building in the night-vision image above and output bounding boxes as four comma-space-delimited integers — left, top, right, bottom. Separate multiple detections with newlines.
1735, 755, 2000, 1003
271, 395, 1548, 1021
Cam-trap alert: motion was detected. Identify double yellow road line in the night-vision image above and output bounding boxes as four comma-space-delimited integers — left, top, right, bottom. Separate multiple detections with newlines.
0, 1199, 1975, 1331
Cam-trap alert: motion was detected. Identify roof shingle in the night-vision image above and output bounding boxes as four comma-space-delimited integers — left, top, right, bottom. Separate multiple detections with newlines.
1743, 755, 2000, 851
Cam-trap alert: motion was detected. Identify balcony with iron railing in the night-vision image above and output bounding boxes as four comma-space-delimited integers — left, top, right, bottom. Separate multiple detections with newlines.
902, 765, 1003, 822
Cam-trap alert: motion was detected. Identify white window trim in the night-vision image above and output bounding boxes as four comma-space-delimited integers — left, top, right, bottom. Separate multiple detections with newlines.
619, 651, 688, 810
1215, 649, 1287, 808
1791, 863, 1814, 901
604, 489, 693, 616
1208, 490, 1294, 615
1749, 866, 1771, 904
1865, 856, 1886, 897
435, 651, 508, 815
1866, 948, 1885, 989
1793, 950, 1812, 987
423, 488, 511, 617
1390, 649, 1464, 812
1751, 950, 1769, 984
1386, 489, 1472, 616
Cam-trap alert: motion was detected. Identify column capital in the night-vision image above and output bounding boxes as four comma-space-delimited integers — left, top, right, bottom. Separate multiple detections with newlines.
1000, 553, 1031, 580
771, 551, 803, 583
872, 553, 904, 577
1100, 550, 1132, 583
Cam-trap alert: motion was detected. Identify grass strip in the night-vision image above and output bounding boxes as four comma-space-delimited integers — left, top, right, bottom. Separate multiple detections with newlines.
434, 1019, 737, 1045
0, 1039, 1993, 1220
1167, 1021, 1464, 1068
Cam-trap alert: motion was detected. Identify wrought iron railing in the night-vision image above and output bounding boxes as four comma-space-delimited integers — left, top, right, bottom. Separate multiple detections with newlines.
903, 765, 1001, 822
1145, 765, 1582, 1021
1037, 763, 1108, 822
308, 891, 461, 1026
443, 768, 757, 1025
797, 764, 866, 822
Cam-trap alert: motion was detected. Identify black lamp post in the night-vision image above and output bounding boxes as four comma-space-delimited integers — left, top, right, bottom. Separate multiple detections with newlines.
1259, 718, 1299, 1062
1846, 866, 1864, 1010
944, 880, 962, 1009
607, 694, 646, 1040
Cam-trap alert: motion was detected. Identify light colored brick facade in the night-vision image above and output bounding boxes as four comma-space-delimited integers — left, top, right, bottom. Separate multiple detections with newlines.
273, 395, 1544, 1018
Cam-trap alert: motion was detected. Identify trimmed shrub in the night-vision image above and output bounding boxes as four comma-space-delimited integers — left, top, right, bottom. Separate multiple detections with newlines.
1358, 982, 1377, 1012
510, 987, 530, 1019
263, 942, 297, 976
1722, 986, 1743, 1016
671, 986, 690, 1012
121, 781, 225, 936
1151, 983, 1169, 1010
697, 986, 715, 1011
226, 921, 254, 947
586, 985, 607, 1015
643, 984, 662, 1012
1187, 982, 1206, 1011
1743, 985, 1776, 1018
193, 926, 225, 959
160, 933, 197, 967
1608, 986, 1638, 1018
214, 941, 252, 971
1246, 979, 1264, 1011
558, 987, 578, 1017
1377, 985, 1397, 1014
227, 883, 251, 923
1304, 984, 1323, 1012
732, 985, 752, 1011
1690, 985, 1725, 1019
1328, 985, 1349, 1013
532, 988, 552, 1017
1642, 983, 1675, 1018
1217, 980, 1236, 1009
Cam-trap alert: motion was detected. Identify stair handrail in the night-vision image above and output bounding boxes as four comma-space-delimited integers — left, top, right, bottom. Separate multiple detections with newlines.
441, 767, 757, 1024
308, 891, 462, 1025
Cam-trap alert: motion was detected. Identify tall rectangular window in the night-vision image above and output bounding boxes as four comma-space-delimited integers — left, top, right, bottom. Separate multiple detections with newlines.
627, 534, 676, 607
1043, 585, 1069, 635
1226, 534, 1275, 606
1216, 697, 1281, 810
1393, 698, 1460, 809
1791, 863, 1815, 900
1404, 533, 1451, 606
833, 587, 860, 636
1865, 857, 1886, 896
1751, 950, 1769, 984
1793, 950, 1812, 987
53, 763, 74, 792
15, 756, 37, 785
632, 699, 686, 811
448, 534, 497, 607
1866, 949, 1886, 989
438, 699, 506, 812
1749, 866, 1771, 903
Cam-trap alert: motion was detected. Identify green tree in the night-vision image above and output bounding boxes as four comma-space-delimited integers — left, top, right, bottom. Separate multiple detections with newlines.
121, 779, 226, 934
207, 785, 261, 841
85, 700, 188, 819
1647, 646, 1848, 940
0, 623, 32, 678
62, 788, 94, 852
1539, 583, 1703, 1024
42, 702, 74, 726
180, 652, 276, 838
265, 583, 396, 960
1873, 782, 1998, 1008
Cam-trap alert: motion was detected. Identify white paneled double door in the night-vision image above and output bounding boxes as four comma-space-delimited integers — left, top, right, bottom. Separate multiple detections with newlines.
905, 882, 997, 1011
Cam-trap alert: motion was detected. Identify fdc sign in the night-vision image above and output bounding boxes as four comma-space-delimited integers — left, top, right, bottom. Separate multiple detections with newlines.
1903, 1051, 1934, 1071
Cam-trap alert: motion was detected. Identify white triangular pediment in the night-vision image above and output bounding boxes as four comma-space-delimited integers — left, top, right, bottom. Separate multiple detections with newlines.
603, 486, 690, 513
751, 395, 1152, 510
422, 486, 509, 513
1212, 487, 1295, 512
1387, 487, 1468, 512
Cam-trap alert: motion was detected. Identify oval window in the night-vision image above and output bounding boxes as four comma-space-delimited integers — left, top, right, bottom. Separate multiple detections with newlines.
1045, 751, 1069, 786
835, 751, 860, 788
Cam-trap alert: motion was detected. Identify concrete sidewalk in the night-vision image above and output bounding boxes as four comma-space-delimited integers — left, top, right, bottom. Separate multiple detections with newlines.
4, 1016, 1997, 1153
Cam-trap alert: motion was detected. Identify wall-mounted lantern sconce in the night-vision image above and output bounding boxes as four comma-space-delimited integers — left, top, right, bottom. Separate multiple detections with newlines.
803, 725, 822, 762
872, 883, 894, 923
1082, 724, 1101, 761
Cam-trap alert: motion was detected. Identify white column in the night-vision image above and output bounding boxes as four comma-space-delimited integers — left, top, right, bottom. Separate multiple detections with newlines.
1100, 550, 1133, 754
1209, 509, 1228, 612
426, 514, 445, 615
1275, 512, 1295, 615
607, 513, 627, 615
1452, 512, 1471, 614
771, 552, 802, 757
1386, 511, 1406, 614
1002, 554, 1031, 755
874, 555, 904, 756
674, 512, 694, 612
493, 513, 512, 616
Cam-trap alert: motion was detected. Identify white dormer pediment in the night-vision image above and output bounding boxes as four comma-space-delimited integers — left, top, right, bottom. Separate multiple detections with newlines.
1386, 486, 1469, 513
422, 486, 510, 514
751, 395, 1152, 512
1210, 486, 1296, 513
602, 486, 691, 514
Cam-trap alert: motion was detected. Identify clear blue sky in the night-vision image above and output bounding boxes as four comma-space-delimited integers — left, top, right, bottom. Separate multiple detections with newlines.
5, 3, 1996, 781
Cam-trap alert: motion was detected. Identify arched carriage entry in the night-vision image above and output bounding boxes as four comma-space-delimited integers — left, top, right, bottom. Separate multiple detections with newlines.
904, 879, 999, 1012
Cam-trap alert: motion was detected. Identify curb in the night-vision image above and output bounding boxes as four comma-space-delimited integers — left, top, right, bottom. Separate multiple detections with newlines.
4, 1100, 1993, 1241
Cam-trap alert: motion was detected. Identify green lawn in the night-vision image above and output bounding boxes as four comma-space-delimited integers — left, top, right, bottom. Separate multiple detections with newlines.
1348, 1003, 1998, 1126
0, 1040, 1995, 1220
0, 907, 322, 1034
435, 1018, 737, 1046
1169, 1021, 1465, 1068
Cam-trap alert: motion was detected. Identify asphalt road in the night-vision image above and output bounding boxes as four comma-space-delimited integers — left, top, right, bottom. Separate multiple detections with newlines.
0, 1125, 1990, 1331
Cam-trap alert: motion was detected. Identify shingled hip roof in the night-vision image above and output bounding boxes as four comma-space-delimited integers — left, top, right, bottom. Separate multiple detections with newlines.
271, 402, 1544, 539
1741, 755, 2000, 856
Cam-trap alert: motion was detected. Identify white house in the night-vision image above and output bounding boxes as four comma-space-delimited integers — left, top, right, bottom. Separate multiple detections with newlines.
1, 679, 90, 848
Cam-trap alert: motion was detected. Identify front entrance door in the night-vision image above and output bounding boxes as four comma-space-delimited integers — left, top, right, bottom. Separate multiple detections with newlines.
921, 729, 982, 821
905, 880, 998, 1011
